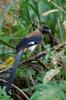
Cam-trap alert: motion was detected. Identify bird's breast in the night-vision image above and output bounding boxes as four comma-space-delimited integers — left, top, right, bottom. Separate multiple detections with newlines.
28, 45, 37, 52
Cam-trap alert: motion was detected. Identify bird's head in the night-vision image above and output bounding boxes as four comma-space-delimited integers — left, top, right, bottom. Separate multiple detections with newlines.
39, 26, 52, 35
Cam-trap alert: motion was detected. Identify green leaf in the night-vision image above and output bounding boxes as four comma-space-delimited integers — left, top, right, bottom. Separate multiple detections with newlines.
30, 81, 66, 100
0, 87, 13, 100
43, 68, 60, 84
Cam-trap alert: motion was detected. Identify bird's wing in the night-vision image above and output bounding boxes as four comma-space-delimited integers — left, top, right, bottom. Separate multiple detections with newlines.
16, 34, 42, 52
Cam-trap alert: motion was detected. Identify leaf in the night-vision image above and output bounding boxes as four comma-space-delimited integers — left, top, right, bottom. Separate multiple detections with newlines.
0, 64, 6, 70
63, 20, 66, 33
47, 0, 53, 3
30, 81, 66, 100
43, 68, 60, 84
0, 87, 13, 100
0, 16, 3, 31
15, 68, 26, 80
42, 9, 59, 16
0, 57, 14, 70
5, 57, 14, 66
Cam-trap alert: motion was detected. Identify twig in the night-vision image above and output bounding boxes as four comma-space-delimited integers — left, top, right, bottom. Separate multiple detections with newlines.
42, 9, 59, 16
0, 79, 29, 100
0, 41, 66, 74
51, 1, 66, 14
57, 59, 66, 69
20, 51, 47, 65
51, 41, 66, 51
0, 67, 12, 74
29, 70, 35, 85
20, 41, 66, 69
37, 59, 49, 69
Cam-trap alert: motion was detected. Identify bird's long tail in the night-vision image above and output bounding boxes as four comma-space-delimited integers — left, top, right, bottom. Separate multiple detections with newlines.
5, 49, 24, 93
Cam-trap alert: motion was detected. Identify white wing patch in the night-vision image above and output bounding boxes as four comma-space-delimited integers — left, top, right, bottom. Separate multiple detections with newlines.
28, 42, 35, 45
28, 42, 37, 52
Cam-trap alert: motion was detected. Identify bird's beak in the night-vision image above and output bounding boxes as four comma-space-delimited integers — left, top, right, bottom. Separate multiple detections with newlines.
43, 27, 52, 34
48, 29, 52, 34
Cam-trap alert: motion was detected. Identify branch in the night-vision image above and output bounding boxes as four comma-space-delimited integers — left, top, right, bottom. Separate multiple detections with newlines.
0, 41, 66, 74
0, 67, 12, 74
20, 41, 66, 68
0, 79, 29, 100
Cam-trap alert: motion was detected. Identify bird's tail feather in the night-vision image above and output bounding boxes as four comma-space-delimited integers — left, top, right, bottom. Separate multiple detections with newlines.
5, 49, 24, 93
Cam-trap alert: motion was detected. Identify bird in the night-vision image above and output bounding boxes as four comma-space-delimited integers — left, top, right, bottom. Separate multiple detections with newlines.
5, 25, 52, 93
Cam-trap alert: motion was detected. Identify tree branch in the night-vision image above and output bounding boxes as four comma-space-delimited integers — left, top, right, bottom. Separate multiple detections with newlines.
0, 79, 29, 100
0, 41, 66, 74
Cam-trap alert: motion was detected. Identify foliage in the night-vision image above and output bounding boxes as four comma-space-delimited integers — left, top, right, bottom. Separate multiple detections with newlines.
0, 87, 12, 100
0, 0, 66, 99
15, 68, 26, 80
30, 81, 66, 100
